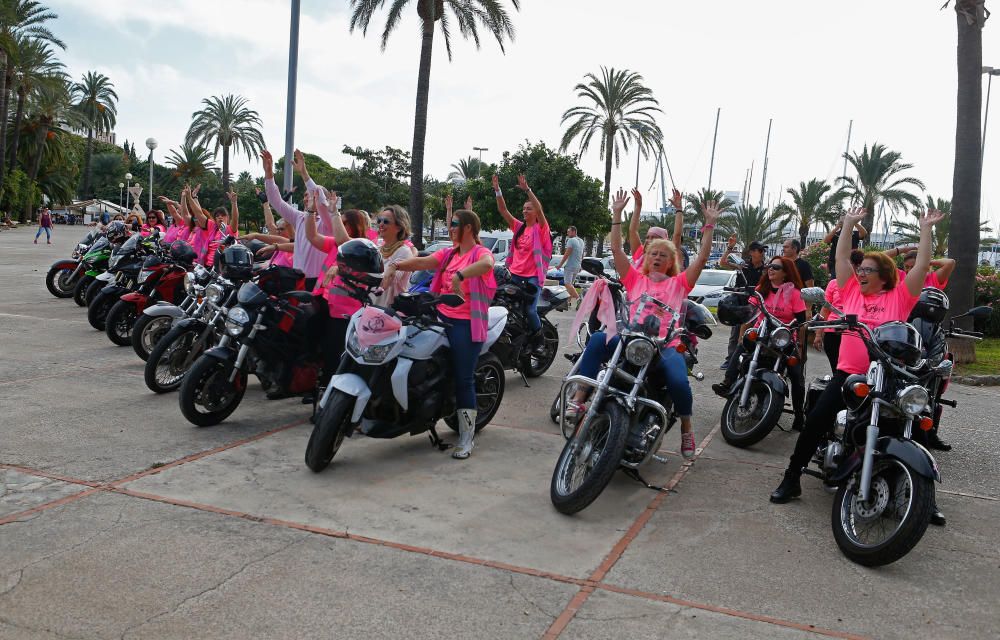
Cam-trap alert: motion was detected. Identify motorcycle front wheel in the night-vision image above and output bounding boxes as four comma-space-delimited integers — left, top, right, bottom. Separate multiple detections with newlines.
105, 299, 139, 346
523, 322, 559, 378
46, 263, 77, 298
178, 356, 247, 427
832, 458, 934, 567
145, 324, 202, 393
72, 275, 94, 307
720, 380, 783, 448
131, 314, 173, 361
550, 400, 628, 515
304, 391, 353, 472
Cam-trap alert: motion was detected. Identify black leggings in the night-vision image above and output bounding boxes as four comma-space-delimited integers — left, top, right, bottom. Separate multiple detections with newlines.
787, 370, 849, 474
724, 346, 806, 415
823, 332, 841, 372
320, 317, 350, 387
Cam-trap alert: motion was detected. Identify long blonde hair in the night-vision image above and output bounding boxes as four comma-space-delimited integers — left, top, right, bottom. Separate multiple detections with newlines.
642, 238, 679, 277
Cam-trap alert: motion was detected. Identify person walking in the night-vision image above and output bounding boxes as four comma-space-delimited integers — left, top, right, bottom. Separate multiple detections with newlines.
557, 226, 585, 307
718, 237, 767, 369
34, 207, 53, 244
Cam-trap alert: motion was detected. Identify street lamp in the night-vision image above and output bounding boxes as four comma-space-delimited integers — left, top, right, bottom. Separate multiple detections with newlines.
118, 182, 124, 209
124, 172, 132, 210
145, 138, 158, 212
472, 146, 488, 178
983, 66, 1000, 162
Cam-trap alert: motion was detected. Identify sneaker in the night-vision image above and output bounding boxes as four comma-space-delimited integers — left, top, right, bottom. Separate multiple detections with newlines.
711, 382, 729, 398
719, 360, 729, 370
681, 431, 696, 458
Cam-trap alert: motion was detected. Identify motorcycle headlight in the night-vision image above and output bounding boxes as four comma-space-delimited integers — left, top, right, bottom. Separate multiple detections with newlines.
184, 272, 196, 295
206, 283, 224, 304
897, 385, 929, 417
771, 327, 791, 349
346, 331, 397, 364
225, 306, 251, 336
138, 269, 154, 284
625, 338, 656, 367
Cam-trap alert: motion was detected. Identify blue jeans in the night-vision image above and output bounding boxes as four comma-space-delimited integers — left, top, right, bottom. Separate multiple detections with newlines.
510, 274, 541, 333
577, 331, 694, 417
443, 316, 480, 410
35, 226, 50, 240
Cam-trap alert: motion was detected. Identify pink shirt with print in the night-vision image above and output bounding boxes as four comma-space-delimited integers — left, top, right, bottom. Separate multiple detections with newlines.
836, 276, 919, 374
506, 221, 548, 278
752, 282, 806, 325
621, 266, 693, 340
432, 247, 492, 321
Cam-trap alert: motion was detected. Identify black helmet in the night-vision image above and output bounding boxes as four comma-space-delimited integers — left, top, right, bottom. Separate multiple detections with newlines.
106, 221, 128, 243
682, 300, 715, 340
716, 292, 757, 327
493, 263, 512, 285
873, 321, 922, 366
219, 244, 254, 281
909, 287, 949, 324
336, 239, 383, 287
169, 240, 197, 267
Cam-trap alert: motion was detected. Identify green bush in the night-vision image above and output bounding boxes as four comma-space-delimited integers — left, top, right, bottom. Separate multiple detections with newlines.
975, 265, 1000, 337
800, 241, 831, 288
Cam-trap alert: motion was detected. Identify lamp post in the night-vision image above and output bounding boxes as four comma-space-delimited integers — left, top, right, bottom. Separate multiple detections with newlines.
983, 67, 1000, 162
282, 0, 301, 193
118, 182, 124, 209
472, 146, 488, 178
124, 173, 132, 211
145, 138, 158, 212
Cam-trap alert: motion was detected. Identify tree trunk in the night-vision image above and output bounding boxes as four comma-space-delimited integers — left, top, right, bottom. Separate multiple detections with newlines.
22, 125, 48, 222
222, 144, 231, 194
7, 87, 25, 173
80, 128, 95, 198
597, 131, 614, 256
948, 4, 985, 326
0, 62, 11, 194
408, 11, 435, 249
799, 221, 809, 250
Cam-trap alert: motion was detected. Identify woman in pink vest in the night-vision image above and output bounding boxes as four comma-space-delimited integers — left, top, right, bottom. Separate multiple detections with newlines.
493, 173, 551, 348
386, 209, 496, 459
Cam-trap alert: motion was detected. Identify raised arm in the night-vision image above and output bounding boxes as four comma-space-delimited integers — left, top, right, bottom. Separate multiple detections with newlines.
257, 188, 279, 234
854, 222, 868, 239
226, 189, 240, 234
609, 188, 632, 279
493, 174, 517, 228
670, 189, 685, 271
718, 235, 738, 270
823, 223, 842, 244
931, 257, 956, 284
836, 210, 864, 289
160, 196, 187, 227
184, 187, 208, 229
445, 194, 453, 219
904, 209, 946, 297
685, 201, 721, 288
261, 149, 302, 225
628, 188, 644, 252
516, 174, 547, 229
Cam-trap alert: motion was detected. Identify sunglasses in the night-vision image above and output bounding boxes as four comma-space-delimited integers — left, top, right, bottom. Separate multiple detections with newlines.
768, 264, 784, 271
450, 219, 462, 227
377, 217, 394, 226
855, 266, 879, 275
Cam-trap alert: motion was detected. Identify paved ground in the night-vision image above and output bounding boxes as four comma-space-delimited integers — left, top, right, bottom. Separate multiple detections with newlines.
1, 226, 998, 639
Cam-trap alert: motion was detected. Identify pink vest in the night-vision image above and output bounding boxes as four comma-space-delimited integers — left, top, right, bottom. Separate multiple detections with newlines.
430, 245, 497, 341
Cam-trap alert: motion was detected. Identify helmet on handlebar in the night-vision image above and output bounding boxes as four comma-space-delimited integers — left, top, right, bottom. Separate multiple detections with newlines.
716, 292, 757, 327
169, 240, 197, 267
105, 221, 129, 243
682, 300, 716, 339
219, 244, 254, 281
337, 239, 384, 288
908, 287, 949, 324
873, 321, 923, 367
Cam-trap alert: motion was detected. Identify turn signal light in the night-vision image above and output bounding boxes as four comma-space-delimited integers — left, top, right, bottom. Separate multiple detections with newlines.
675, 344, 688, 353
747, 330, 758, 342
852, 383, 870, 398
787, 356, 799, 367
919, 417, 933, 431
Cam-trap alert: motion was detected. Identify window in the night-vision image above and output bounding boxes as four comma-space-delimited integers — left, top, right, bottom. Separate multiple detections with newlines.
695, 271, 734, 286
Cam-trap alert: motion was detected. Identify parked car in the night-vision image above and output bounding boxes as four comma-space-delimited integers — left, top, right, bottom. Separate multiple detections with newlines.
419, 240, 453, 256
688, 268, 739, 309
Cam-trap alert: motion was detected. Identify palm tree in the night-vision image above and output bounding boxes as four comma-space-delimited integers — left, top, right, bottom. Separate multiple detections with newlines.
838, 142, 925, 234
6, 35, 63, 173
185, 94, 265, 193
448, 156, 483, 182
684, 187, 736, 220
20, 78, 80, 219
892, 195, 991, 257
166, 142, 217, 183
719, 204, 786, 251
70, 71, 117, 198
0, 0, 65, 191
349, 0, 520, 247
783, 179, 842, 248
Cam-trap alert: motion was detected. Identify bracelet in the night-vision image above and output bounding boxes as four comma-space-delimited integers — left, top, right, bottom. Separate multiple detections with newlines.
494, 190, 503, 197
701, 223, 715, 232
456, 271, 465, 281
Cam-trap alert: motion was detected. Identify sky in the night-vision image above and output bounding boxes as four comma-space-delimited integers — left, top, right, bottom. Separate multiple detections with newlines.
53, 0, 1000, 230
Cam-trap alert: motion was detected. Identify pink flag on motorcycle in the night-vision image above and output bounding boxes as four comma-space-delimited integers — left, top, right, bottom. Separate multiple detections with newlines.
568, 278, 618, 346
356, 306, 402, 348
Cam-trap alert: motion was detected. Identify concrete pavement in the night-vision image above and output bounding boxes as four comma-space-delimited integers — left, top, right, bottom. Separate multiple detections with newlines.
1, 227, 998, 639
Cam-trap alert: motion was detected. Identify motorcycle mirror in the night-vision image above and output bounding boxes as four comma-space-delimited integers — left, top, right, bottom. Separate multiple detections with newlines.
969, 306, 994, 321
933, 359, 954, 375
439, 293, 464, 308
799, 287, 827, 305
581, 257, 605, 276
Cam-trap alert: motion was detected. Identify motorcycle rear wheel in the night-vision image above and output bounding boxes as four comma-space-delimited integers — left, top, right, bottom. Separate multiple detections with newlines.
178, 356, 247, 427
304, 391, 353, 472
523, 322, 559, 378
105, 300, 138, 346
720, 381, 783, 448
832, 458, 934, 567
550, 400, 628, 515
72, 275, 94, 307
445, 352, 506, 432
46, 264, 76, 298
145, 324, 201, 393
131, 314, 173, 361
87, 291, 116, 331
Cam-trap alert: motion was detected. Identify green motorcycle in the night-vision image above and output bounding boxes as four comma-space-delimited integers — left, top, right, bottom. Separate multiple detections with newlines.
72, 236, 114, 307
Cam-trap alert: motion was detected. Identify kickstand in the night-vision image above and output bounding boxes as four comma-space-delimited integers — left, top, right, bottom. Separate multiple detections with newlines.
428, 426, 452, 451
621, 467, 665, 492
518, 369, 531, 388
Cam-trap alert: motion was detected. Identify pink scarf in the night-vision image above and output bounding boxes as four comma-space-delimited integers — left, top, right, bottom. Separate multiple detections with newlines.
512, 220, 552, 283
568, 279, 618, 346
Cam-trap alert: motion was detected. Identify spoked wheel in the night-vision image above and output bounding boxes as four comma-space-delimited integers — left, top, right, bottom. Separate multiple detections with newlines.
445, 353, 506, 432
72, 275, 94, 307
304, 391, 353, 472
720, 380, 783, 448
105, 300, 138, 346
832, 459, 934, 566
550, 401, 628, 515
178, 355, 247, 427
131, 314, 173, 361
145, 326, 203, 393
550, 382, 583, 440
523, 322, 559, 378
46, 264, 77, 298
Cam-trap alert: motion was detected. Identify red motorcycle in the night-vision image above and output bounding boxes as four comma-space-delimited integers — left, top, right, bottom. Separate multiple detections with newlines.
105, 242, 197, 346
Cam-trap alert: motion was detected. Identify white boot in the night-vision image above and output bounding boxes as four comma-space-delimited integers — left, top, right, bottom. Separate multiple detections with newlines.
452, 409, 477, 459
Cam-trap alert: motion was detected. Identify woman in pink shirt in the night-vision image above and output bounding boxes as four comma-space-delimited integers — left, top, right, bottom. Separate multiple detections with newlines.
812, 250, 864, 370
771, 207, 946, 504
567, 189, 722, 459
715, 255, 808, 429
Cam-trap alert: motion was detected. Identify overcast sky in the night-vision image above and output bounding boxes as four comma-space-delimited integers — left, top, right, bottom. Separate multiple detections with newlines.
55, 0, 1000, 229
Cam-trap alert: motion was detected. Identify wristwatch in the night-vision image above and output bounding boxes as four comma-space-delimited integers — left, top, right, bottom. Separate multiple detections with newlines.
456, 271, 465, 281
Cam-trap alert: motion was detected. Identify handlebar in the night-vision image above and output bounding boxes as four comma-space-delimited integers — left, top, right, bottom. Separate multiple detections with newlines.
947, 328, 984, 340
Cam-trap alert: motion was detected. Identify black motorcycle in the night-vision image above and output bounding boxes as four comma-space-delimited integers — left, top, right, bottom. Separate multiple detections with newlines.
489, 265, 569, 381
800, 286, 943, 566
87, 232, 159, 331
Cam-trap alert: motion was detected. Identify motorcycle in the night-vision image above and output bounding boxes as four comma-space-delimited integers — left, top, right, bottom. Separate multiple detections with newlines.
71, 235, 115, 307
46, 229, 101, 298
178, 258, 314, 427
87, 233, 159, 331
406, 268, 434, 293
799, 286, 943, 566
304, 290, 508, 472
105, 241, 196, 347
549, 294, 714, 514
717, 286, 803, 448
489, 265, 570, 381
131, 262, 213, 361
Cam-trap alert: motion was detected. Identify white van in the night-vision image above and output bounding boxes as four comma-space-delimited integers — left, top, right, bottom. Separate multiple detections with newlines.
480, 230, 513, 264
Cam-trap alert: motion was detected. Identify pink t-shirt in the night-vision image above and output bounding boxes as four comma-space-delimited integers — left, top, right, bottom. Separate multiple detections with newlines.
162, 225, 184, 244
836, 276, 919, 374
506, 221, 549, 278
621, 266, 693, 340
752, 282, 806, 325
432, 247, 490, 320
631, 246, 644, 269
318, 236, 361, 319
823, 279, 846, 333
271, 250, 294, 268
897, 268, 947, 291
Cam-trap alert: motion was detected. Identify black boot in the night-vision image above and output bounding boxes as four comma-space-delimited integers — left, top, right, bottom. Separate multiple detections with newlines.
930, 504, 946, 526
770, 471, 802, 504
791, 413, 805, 432
926, 429, 952, 452
711, 382, 729, 398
